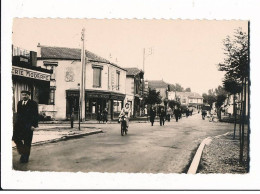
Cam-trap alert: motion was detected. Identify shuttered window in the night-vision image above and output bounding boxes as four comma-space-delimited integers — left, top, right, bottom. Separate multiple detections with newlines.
92, 66, 102, 87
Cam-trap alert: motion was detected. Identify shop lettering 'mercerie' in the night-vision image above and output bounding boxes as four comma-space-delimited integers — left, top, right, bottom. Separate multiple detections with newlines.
12, 66, 51, 81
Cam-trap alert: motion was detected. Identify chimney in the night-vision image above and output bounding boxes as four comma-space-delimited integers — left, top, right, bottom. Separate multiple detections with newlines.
37, 43, 41, 57
30, 51, 37, 66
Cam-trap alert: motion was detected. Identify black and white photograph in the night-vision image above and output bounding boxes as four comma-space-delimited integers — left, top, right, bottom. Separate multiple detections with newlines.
2, 0, 260, 191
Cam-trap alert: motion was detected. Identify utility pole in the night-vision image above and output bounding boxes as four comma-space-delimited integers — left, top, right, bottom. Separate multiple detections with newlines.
80, 28, 86, 123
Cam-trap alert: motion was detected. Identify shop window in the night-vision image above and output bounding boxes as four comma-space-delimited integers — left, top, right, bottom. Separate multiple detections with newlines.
92, 66, 103, 88
113, 100, 122, 113
39, 87, 49, 104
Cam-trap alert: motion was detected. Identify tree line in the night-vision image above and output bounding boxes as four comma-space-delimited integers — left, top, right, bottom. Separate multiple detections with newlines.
203, 27, 249, 167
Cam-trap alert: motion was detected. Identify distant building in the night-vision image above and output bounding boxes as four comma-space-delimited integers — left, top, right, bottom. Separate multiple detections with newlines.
175, 92, 203, 109
148, 80, 169, 100
125, 67, 144, 117
37, 44, 126, 120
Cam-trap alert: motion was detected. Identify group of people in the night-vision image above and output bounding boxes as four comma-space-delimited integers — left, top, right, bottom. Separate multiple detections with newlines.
149, 106, 187, 126
97, 108, 109, 123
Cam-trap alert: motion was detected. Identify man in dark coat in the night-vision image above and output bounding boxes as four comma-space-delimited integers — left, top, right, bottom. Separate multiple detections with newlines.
102, 108, 108, 123
149, 107, 156, 126
12, 90, 38, 163
174, 107, 180, 122
159, 107, 166, 126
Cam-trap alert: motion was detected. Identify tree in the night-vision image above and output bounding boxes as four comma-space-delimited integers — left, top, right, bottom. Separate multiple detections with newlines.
168, 100, 180, 109
169, 83, 184, 92
214, 86, 228, 120
223, 76, 243, 140
143, 88, 162, 105
202, 92, 216, 108
218, 27, 249, 165
218, 28, 249, 83
185, 88, 191, 92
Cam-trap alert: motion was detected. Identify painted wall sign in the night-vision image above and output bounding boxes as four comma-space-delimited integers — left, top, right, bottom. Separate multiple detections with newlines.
65, 67, 75, 82
12, 66, 51, 81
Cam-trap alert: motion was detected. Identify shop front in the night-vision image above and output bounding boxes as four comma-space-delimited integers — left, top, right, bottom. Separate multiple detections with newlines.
12, 64, 53, 121
66, 89, 125, 121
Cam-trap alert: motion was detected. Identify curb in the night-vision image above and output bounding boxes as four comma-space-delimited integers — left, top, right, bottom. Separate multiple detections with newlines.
187, 137, 212, 174
12, 130, 103, 149
187, 132, 232, 174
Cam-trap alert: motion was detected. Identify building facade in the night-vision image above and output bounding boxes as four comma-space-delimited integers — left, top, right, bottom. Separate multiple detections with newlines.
37, 44, 126, 120
148, 80, 169, 100
174, 91, 203, 109
125, 68, 144, 117
12, 46, 53, 121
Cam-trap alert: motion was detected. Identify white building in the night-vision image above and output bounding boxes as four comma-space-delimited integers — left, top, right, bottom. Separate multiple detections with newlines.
125, 68, 144, 117
168, 91, 203, 109
37, 44, 126, 120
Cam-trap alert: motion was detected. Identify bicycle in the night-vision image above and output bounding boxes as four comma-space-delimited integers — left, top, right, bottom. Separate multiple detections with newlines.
120, 115, 127, 136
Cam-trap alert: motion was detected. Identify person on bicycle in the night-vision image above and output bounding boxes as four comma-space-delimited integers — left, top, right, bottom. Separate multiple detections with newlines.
119, 103, 131, 130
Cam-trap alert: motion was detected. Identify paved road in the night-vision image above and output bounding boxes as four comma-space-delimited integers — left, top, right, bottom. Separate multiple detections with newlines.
13, 114, 233, 173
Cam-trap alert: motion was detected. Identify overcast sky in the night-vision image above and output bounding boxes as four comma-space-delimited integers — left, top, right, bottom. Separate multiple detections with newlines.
13, 19, 248, 95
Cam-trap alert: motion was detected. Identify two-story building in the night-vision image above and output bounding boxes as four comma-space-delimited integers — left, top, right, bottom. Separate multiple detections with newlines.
125, 68, 144, 117
148, 80, 169, 101
36, 44, 126, 120
175, 91, 203, 109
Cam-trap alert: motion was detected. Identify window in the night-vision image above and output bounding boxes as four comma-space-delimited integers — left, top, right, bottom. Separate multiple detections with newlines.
49, 89, 55, 105
116, 71, 120, 90
182, 98, 186, 104
92, 65, 103, 87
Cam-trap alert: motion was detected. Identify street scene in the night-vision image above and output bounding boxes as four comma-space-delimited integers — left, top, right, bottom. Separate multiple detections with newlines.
13, 113, 237, 173
11, 19, 249, 174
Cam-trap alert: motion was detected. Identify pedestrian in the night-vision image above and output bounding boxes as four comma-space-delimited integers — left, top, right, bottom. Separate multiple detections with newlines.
70, 108, 74, 128
12, 90, 38, 163
178, 107, 182, 119
97, 107, 102, 123
186, 108, 189, 118
202, 110, 207, 120
102, 108, 108, 123
159, 107, 166, 126
149, 107, 156, 126
174, 107, 180, 122
166, 107, 172, 122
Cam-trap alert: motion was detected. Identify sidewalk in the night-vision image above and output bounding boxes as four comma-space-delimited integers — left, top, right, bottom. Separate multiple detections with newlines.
198, 130, 249, 174
38, 116, 150, 125
12, 125, 103, 148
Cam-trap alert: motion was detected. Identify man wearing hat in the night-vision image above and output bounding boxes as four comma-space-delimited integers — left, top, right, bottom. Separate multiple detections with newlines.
13, 90, 38, 163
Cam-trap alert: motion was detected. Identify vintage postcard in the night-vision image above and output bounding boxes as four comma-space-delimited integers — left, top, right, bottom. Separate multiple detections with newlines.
2, 0, 260, 191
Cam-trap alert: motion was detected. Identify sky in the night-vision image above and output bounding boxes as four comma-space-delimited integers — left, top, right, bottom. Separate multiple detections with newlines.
13, 19, 248, 95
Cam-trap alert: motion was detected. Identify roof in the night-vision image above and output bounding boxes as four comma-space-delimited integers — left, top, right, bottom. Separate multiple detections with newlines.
125, 67, 143, 76
176, 92, 203, 99
148, 80, 169, 89
38, 45, 126, 71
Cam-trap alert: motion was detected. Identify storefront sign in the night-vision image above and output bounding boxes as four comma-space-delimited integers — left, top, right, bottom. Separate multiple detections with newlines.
12, 66, 51, 81
87, 93, 110, 99
168, 91, 175, 100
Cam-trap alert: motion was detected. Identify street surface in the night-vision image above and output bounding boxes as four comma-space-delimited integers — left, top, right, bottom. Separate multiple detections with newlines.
13, 113, 233, 173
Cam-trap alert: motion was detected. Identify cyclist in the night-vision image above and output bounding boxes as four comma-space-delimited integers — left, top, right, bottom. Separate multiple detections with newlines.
119, 103, 131, 130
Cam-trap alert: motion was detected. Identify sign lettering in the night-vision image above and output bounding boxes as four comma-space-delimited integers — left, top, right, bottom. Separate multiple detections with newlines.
12, 66, 51, 81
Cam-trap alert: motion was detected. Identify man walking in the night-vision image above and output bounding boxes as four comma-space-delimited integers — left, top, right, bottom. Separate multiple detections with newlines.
149, 107, 156, 126
12, 90, 38, 163
174, 107, 180, 122
159, 107, 166, 126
